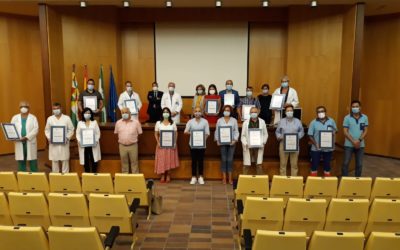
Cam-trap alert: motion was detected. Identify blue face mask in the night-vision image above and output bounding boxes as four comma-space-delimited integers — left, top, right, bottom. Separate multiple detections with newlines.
281, 81, 289, 88
223, 111, 230, 117
352, 107, 360, 114
87, 84, 94, 91
226, 85, 233, 91
122, 113, 130, 120
163, 113, 170, 119
250, 113, 258, 119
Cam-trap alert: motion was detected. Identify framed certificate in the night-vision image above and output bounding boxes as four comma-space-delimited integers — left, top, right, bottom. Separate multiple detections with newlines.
218, 126, 233, 145
270, 94, 285, 110
125, 99, 138, 115
50, 126, 66, 144
224, 94, 235, 107
1, 123, 20, 141
248, 128, 263, 148
205, 100, 218, 115
83, 96, 98, 111
283, 133, 299, 152
242, 104, 255, 121
80, 128, 96, 147
190, 130, 206, 148
160, 130, 175, 148
319, 130, 334, 150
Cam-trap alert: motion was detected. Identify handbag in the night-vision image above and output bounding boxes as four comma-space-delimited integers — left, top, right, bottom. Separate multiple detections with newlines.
151, 187, 163, 215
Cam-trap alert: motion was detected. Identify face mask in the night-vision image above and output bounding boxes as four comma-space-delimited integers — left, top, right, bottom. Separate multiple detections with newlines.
194, 112, 202, 118
246, 91, 253, 97
168, 87, 175, 92
223, 111, 230, 117
352, 107, 360, 114
122, 113, 130, 120
209, 89, 216, 95
262, 89, 269, 94
84, 113, 91, 120
152, 86, 158, 91
87, 84, 94, 91
281, 81, 289, 88
126, 87, 132, 92
226, 85, 233, 91
163, 113, 170, 119
318, 112, 326, 119
286, 111, 294, 118
250, 112, 258, 119
20, 107, 28, 114
197, 90, 203, 95
53, 109, 61, 116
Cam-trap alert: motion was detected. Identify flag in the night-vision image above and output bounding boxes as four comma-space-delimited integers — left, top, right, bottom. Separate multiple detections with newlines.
70, 64, 80, 127
107, 66, 118, 122
83, 64, 88, 90
98, 65, 107, 123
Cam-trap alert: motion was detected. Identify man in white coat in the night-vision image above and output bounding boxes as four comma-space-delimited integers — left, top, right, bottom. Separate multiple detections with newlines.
11, 101, 39, 172
161, 82, 183, 124
117, 81, 142, 120
45, 103, 75, 173
272, 75, 300, 124
241, 107, 268, 175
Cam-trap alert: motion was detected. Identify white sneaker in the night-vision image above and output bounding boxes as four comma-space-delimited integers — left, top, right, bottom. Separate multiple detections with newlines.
198, 176, 205, 185
190, 176, 197, 185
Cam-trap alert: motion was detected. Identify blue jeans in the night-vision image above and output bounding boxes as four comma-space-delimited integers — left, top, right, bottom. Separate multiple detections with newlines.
311, 151, 332, 172
220, 145, 236, 173
341, 147, 364, 177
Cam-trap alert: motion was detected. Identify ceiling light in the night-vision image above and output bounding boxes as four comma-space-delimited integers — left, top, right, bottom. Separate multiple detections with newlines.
262, 0, 269, 7
311, 0, 317, 7
80, 1, 86, 8
166, 1, 172, 8
123, 1, 130, 8
216, 0, 222, 8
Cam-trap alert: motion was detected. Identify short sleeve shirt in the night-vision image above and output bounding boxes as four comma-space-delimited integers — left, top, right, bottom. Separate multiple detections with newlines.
79, 89, 103, 106
308, 118, 337, 152
343, 114, 369, 148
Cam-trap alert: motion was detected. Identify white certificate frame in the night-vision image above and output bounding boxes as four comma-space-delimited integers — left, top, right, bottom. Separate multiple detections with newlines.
160, 130, 175, 149
125, 99, 138, 115
83, 96, 98, 111
80, 128, 96, 147
205, 99, 219, 115
269, 94, 285, 110
50, 126, 66, 144
190, 130, 206, 149
283, 133, 299, 152
248, 128, 263, 148
242, 104, 255, 121
1, 123, 20, 141
224, 93, 235, 107
218, 126, 233, 145
319, 130, 334, 150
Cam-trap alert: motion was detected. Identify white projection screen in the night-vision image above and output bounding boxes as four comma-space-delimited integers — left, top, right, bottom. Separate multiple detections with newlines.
155, 22, 249, 96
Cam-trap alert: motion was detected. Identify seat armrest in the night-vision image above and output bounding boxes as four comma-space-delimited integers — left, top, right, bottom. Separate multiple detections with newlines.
129, 198, 140, 213
243, 229, 252, 250
104, 226, 120, 248
237, 199, 244, 215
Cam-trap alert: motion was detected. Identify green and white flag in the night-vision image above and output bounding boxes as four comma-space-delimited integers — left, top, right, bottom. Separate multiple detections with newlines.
70, 64, 80, 127
98, 65, 107, 123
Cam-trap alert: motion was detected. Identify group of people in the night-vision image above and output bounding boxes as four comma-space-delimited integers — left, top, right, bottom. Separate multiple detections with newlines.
8, 75, 368, 185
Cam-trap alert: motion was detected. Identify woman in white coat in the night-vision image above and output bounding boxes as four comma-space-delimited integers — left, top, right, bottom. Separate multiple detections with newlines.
11, 101, 39, 172
241, 107, 268, 175
76, 108, 101, 173
272, 75, 300, 124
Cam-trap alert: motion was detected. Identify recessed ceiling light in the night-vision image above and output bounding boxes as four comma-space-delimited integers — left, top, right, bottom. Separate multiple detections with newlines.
311, 0, 318, 7
262, 0, 269, 8
80, 1, 86, 8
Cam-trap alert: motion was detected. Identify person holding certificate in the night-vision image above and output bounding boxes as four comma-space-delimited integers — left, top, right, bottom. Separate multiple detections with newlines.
76, 108, 101, 173
272, 76, 300, 124
308, 106, 337, 177
147, 82, 163, 123
275, 104, 304, 176
184, 107, 210, 185
161, 82, 183, 124
341, 100, 369, 177
241, 107, 268, 175
238, 86, 261, 122
44, 103, 75, 173
257, 84, 273, 124
114, 107, 143, 173
117, 81, 143, 120
192, 84, 206, 113
219, 80, 241, 119
78, 79, 104, 116
215, 105, 239, 184
203, 84, 221, 124
154, 108, 179, 183
10, 101, 39, 172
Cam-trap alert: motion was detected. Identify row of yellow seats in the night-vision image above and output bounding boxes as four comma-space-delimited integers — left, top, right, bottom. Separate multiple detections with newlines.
0, 225, 120, 250
244, 230, 400, 250
236, 196, 400, 239
0, 192, 140, 248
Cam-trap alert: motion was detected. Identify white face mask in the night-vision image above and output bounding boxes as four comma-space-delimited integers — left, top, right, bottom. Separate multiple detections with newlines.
84, 113, 91, 120
246, 91, 253, 97
87, 84, 94, 91
53, 109, 61, 116
168, 87, 175, 92
197, 89, 203, 95
209, 89, 216, 95
122, 113, 130, 120
262, 89, 269, 94
194, 112, 202, 118
318, 112, 326, 119
152, 86, 158, 91
20, 107, 29, 114
286, 111, 294, 118
126, 86, 132, 92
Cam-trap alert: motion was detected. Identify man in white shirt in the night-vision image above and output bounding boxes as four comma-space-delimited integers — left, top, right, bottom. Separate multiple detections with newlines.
161, 82, 183, 124
272, 75, 300, 124
117, 81, 142, 119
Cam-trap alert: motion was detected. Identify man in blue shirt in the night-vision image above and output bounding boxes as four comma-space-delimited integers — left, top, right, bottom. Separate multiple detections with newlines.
341, 100, 369, 177
308, 106, 337, 177
219, 80, 240, 119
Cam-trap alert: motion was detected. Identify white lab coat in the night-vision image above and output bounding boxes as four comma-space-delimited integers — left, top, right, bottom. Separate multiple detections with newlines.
44, 114, 75, 161
117, 91, 142, 118
161, 92, 183, 124
76, 120, 101, 165
11, 114, 39, 161
241, 118, 268, 166
272, 87, 300, 124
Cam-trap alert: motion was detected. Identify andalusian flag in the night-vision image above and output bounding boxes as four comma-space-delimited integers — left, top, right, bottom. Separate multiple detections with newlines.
98, 65, 107, 123
83, 64, 88, 90
70, 64, 80, 127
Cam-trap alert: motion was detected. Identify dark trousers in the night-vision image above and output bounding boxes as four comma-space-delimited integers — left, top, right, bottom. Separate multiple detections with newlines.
311, 150, 333, 172
342, 146, 364, 177
190, 148, 205, 176
84, 147, 97, 173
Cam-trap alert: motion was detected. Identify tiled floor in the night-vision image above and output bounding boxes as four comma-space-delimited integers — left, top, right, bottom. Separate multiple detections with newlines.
0, 151, 399, 249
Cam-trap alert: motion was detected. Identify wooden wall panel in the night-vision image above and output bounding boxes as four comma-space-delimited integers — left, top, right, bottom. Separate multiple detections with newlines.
0, 15, 45, 155
361, 16, 400, 157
